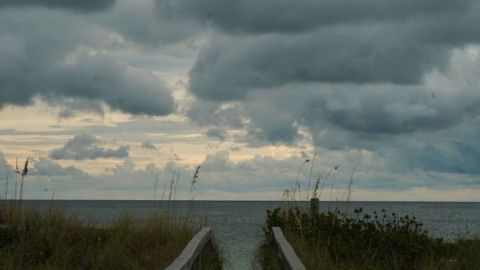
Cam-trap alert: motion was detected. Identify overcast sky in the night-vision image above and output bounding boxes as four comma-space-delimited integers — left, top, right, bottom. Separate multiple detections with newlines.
0, 0, 479, 201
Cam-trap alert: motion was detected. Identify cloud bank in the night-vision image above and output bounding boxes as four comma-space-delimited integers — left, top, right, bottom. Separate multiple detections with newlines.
50, 134, 129, 160
180, 0, 480, 178
1, 149, 477, 200
1, 0, 480, 199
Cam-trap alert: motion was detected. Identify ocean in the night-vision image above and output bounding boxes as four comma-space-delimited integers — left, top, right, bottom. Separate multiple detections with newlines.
19, 200, 480, 269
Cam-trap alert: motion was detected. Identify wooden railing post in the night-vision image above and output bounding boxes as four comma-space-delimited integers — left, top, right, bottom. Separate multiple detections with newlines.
272, 227, 307, 270
165, 227, 216, 270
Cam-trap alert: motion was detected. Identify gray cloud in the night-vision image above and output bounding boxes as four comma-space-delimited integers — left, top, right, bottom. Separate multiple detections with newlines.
378, 121, 480, 176
141, 141, 158, 150
189, 28, 463, 101
181, 0, 480, 178
191, 150, 480, 193
0, 0, 115, 12
184, 0, 480, 99
1, 0, 480, 194
34, 157, 89, 177
50, 134, 129, 160
187, 48, 480, 177
243, 97, 300, 145
158, 0, 473, 34
2, 149, 478, 200
97, 0, 202, 46
0, 7, 175, 116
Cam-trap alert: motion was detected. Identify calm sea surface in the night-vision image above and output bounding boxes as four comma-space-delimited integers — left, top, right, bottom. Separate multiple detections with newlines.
20, 200, 480, 269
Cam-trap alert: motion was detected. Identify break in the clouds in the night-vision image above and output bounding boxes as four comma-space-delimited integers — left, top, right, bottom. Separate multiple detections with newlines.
50, 134, 129, 160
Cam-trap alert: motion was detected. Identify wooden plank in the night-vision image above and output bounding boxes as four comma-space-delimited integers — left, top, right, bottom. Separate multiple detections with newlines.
165, 227, 213, 270
272, 227, 307, 270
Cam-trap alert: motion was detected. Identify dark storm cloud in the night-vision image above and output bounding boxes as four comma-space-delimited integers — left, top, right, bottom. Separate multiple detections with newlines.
189, 21, 479, 101
0, 8, 175, 116
0, 0, 115, 12
185, 0, 480, 103
376, 116, 480, 176
1, 0, 480, 189
53, 55, 175, 116
193, 82, 460, 146
189, 47, 480, 177
158, 0, 472, 34
239, 71, 478, 144
184, 0, 480, 161
98, 0, 202, 46
50, 134, 129, 160
386, 143, 480, 175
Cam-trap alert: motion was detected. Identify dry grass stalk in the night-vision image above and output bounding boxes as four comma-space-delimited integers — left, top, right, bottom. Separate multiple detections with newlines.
306, 152, 316, 201
3, 164, 11, 200
293, 159, 310, 201
19, 158, 28, 201
189, 165, 201, 200
14, 158, 20, 200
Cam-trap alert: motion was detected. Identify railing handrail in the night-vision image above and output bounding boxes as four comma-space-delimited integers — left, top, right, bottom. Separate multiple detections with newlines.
165, 227, 214, 270
272, 227, 307, 270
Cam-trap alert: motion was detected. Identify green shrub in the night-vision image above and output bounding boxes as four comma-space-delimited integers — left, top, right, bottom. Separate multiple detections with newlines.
258, 206, 479, 270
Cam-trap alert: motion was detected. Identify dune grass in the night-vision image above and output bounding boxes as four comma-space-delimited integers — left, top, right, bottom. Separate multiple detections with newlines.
0, 205, 222, 270
256, 206, 480, 270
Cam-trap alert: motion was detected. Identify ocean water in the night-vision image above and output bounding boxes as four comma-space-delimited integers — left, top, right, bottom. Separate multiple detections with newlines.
19, 200, 480, 269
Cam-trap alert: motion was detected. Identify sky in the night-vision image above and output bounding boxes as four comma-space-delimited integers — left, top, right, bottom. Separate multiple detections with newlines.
0, 0, 480, 201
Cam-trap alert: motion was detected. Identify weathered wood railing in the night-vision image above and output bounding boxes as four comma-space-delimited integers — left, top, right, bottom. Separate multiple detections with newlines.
165, 227, 216, 270
272, 227, 307, 270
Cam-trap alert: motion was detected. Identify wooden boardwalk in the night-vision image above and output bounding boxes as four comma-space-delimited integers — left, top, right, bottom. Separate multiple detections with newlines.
165, 227, 216, 270
166, 226, 306, 270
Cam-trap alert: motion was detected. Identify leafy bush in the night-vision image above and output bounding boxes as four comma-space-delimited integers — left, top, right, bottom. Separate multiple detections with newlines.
258, 206, 478, 270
